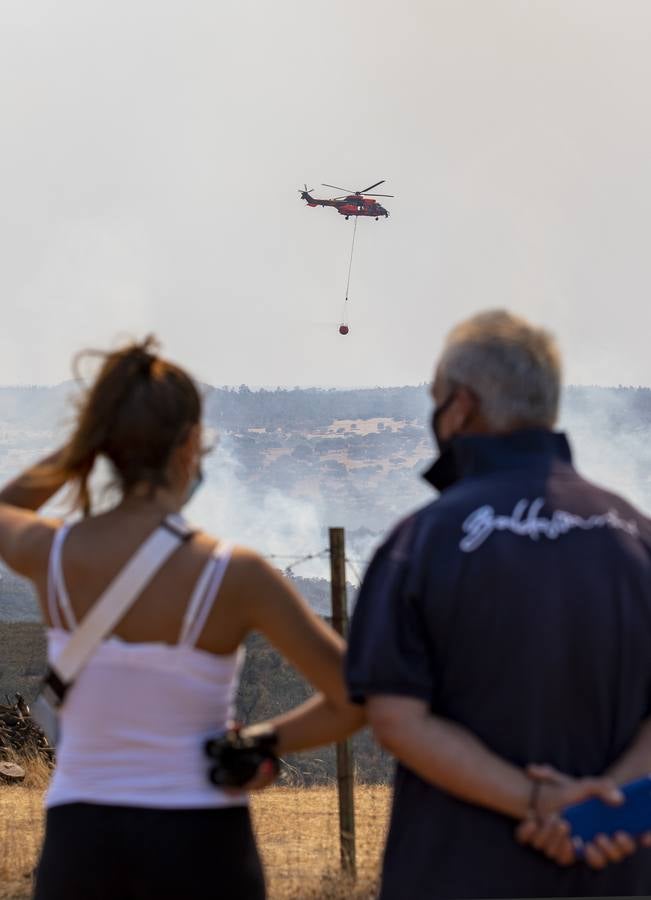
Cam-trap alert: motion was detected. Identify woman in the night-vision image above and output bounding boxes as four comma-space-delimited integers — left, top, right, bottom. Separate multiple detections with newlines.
0, 337, 363, 900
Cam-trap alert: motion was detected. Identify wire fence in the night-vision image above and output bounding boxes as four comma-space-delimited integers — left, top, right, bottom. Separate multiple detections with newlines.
262, 548, 367, 586
252, 779, 390, 899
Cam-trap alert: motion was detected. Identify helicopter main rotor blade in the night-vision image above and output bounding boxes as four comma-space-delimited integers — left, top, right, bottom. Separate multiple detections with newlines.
364, 193, 394, 198
359, 180, 385, 193
322, 183, 354, 193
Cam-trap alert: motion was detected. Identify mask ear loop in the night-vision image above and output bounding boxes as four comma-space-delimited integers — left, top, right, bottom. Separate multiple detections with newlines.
433, 391, 456, 418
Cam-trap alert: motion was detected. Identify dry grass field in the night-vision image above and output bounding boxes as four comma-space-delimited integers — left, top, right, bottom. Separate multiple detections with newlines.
0, 761, 390, 900
0, 755, 50, 900
251, 784, 389, 899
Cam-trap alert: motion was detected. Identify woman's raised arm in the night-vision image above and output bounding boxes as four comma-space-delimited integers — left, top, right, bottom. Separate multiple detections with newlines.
0, 449, 67, 577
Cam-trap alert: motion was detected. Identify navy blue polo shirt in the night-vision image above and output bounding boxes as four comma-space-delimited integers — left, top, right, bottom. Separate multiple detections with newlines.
346, 430, 651, 899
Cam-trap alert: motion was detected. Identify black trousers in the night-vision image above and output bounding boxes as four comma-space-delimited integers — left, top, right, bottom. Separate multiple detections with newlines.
33, 803, 266, 900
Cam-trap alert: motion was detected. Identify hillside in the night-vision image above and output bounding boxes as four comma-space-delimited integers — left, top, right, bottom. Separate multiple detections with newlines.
1, 382, 649, 783
0, 565, 35, 623
0, 566, 350, 624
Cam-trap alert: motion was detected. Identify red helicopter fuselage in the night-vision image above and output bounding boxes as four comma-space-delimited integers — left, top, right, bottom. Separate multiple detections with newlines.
300, 191, 389, 219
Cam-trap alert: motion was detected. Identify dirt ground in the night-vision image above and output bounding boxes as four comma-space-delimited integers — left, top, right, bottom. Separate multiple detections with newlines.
0, 763, 389, 900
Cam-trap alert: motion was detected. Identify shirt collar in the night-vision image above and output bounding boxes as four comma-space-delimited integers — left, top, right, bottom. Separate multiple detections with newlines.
423, 429, 573, 492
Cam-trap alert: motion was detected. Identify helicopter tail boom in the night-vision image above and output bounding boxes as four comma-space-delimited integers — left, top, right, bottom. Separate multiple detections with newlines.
299, 188, 339, 208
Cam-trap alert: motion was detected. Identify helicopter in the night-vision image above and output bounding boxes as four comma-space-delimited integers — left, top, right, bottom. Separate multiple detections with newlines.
298, 180, 393, 220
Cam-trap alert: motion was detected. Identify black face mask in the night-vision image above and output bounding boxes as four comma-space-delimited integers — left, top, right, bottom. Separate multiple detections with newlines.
431, 391, 457, 455
424, 391, 461, 492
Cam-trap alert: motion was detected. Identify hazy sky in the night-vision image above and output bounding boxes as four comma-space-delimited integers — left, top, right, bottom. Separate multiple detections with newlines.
1, 0, 650, 388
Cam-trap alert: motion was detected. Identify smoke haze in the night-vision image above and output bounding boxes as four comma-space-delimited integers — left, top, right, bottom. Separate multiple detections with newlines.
0, 383, 649, 595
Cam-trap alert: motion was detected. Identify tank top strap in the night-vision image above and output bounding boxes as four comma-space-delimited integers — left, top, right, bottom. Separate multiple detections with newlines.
178, 541, 233, 648
47, 524, 76, 631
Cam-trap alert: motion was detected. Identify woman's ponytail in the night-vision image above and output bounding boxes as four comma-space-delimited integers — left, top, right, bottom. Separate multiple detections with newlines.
28, 336, 200, 514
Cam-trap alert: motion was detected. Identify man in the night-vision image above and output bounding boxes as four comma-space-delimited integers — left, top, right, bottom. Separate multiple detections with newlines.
346, 310, 651, 898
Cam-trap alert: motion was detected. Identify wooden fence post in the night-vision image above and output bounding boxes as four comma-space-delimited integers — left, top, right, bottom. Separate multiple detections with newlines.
329, 526, 356, 878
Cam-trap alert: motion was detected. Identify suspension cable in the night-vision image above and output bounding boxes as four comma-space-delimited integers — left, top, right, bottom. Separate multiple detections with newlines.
344, 216, 359, 302
341, 216, 359, 326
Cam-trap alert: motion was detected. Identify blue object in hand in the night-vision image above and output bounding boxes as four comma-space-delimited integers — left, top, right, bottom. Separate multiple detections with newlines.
563, 775, 651, 855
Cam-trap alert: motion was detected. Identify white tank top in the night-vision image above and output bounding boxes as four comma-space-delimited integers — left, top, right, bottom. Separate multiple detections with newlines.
44, 524, 247, 810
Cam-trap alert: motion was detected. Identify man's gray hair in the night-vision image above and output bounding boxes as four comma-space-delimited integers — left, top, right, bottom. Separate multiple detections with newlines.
438, 310, 562, 430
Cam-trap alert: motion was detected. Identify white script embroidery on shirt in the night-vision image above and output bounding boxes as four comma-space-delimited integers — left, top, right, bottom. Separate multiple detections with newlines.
459, 497, 640, 553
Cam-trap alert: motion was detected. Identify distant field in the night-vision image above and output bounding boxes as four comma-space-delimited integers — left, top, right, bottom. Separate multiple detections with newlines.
249, 414, 431, 482
323, 418, 409, 435
0, 767, 389, 900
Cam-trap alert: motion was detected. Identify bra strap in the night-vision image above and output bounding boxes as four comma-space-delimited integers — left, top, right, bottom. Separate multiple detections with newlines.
179, 542, 233, 648
178, 556, 217, 645
47, 525, 72, 630
53, 526, 76, 631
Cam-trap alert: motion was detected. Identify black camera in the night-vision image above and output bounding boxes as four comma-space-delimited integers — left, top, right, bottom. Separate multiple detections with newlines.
205, 725, 279, 788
